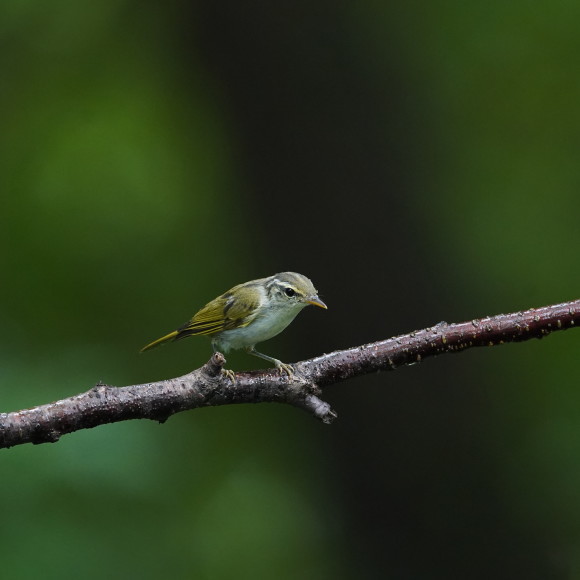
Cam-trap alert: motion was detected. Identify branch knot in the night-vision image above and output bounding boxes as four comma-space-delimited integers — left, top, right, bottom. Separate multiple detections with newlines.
201, 352, 226, 378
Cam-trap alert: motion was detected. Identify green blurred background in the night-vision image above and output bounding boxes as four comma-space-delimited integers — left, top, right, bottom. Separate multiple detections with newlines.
2, 1, 580, 578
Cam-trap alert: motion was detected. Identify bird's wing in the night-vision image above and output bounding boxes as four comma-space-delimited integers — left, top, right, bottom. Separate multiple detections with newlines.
175, 289, 260, 338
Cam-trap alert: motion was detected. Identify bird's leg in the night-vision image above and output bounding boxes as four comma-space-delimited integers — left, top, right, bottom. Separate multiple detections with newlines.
246, 347, 294, 377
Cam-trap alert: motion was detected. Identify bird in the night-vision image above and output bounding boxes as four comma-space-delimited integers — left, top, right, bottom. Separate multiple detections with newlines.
141, 272, 327, 377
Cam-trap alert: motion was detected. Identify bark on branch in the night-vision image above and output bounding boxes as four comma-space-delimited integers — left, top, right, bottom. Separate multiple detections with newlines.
1, 299, 578, 449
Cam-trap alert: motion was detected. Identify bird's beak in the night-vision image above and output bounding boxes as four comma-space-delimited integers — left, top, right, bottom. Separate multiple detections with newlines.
307, 295, 327, 309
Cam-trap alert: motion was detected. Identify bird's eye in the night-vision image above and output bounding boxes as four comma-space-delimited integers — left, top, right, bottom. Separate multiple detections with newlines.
284, 287, 296, 297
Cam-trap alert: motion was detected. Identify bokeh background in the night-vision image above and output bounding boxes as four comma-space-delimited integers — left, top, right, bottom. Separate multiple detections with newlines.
2, 1, 580, 578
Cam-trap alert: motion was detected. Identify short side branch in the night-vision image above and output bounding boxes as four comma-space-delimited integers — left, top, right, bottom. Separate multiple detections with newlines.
1, 299, 578, 448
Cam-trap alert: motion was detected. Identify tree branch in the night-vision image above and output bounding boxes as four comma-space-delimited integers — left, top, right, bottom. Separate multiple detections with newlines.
1, 299, 578, 449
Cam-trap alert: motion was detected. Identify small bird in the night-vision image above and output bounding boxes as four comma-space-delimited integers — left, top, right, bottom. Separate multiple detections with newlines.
141, 272, 327, 377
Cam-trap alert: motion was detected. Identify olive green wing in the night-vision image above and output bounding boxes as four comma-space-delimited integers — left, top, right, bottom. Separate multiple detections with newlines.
141, 284, 262, 352
174, 286, 260, 340
140, 296, 230, 352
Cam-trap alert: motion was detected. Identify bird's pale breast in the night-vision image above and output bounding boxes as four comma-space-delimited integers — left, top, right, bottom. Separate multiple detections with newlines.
213, 302, 306, 352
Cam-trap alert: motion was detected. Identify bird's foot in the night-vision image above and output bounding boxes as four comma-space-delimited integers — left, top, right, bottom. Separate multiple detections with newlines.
221, 368, 236, 384
275, 361, 295, 378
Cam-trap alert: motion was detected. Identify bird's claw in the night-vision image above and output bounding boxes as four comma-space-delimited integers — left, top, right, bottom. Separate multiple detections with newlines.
275, 362, 295, 378
221, 368, 236, 384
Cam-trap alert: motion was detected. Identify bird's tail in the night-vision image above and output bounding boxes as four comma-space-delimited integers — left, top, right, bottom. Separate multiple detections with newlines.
140, 330, 179, 353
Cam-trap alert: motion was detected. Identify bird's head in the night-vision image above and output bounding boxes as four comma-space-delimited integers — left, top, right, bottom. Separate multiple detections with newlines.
266, 272, 327, 311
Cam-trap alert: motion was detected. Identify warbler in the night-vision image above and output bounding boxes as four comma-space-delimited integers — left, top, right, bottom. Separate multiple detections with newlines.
141, 272, 327, 375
